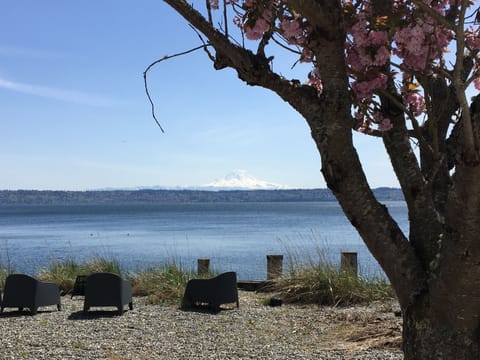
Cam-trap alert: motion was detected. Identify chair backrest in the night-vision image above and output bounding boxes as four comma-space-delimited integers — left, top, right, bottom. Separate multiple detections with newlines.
214, 271, 237, 285
85, 272, 123, 301
3, 274, 37, 304
212, 272, 238, 304
86, 272, 122, 290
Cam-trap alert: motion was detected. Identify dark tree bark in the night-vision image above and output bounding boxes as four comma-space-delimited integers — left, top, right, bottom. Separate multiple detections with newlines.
162, 0, 480, 358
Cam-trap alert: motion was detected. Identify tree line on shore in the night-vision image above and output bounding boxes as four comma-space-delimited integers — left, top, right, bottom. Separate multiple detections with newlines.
0, 188, 403, 205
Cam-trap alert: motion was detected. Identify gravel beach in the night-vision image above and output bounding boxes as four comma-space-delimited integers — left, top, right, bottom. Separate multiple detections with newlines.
0, 291, 403, 360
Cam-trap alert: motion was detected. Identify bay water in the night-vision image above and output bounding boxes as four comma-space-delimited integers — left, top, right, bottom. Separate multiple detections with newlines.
0, 201, 408, 280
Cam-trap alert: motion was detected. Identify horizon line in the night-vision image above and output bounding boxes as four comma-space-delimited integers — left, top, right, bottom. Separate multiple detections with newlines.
0, 186, 402, 192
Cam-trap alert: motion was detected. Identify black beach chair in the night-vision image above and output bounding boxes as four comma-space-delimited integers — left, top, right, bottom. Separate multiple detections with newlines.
0, 274, 61, 315
182, 271, 239, 311
71, 275, 87, 298
83, 272, 133, 315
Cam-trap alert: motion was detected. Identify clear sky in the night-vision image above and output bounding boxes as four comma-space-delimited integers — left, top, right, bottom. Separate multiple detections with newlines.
0, 1, 399, 190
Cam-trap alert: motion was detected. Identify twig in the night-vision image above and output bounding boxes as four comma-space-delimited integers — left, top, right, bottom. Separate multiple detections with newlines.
206, 0, 213, 25
189, 24, 216, 62
223, 0, 229, 38
143, 44, 212, 132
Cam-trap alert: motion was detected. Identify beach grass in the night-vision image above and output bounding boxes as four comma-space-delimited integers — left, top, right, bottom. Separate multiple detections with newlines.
37, 256, 122, 294
36, 256, 216, 305
7, 248, 393, 307
129, 263, 194, 305
262, 239, 396, 306
271, 252, 395, 306
270, 262, 394, 306
128, 259, 218, 305
0, 261, 10, 292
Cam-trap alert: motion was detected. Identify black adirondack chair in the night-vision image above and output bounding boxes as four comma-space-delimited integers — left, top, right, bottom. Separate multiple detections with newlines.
83, 272, 133, 315
0, 274, 61, 315
182, 271, 239, 311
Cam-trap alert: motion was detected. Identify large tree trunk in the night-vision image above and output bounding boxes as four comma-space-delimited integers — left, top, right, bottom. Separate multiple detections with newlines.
403, 301, 480, 359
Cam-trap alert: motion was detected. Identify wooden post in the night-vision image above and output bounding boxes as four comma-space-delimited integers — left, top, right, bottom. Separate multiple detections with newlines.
340, 252, 358, 276
197, 258, 210, 276
267, 255, 283, 280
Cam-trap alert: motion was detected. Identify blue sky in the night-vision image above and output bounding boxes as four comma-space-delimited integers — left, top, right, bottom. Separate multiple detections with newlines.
0, 1, 398, 190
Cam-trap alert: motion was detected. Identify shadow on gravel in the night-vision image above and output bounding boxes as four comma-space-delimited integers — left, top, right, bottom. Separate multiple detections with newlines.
179, 305, 237, 315
0, 309, 59, 317
68, 310, 131, 320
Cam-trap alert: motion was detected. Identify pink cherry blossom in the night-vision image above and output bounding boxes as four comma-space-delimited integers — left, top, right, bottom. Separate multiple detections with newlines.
233, 0, 477, 132
244, 16, 270, 40
392, 16, 454, 72
352, 74, 387, 99
373, 46, 390, 66
280, 19, 304, 45
474, 77, 480, 91
402, 90, 425, 117
368, 31, 388, 46
209, 0, 219, 10
466, 27, 480, 50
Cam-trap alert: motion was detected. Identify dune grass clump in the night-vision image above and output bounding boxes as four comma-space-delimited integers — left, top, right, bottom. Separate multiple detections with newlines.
36, 256, 213, 305
272, 263, 394, 306
37, 256, 122, 294
267, 242, 395, 306
129, 263, 193, 305
37, 258, 82, 293
0, 260, 11, 292
129, 260, 218, 305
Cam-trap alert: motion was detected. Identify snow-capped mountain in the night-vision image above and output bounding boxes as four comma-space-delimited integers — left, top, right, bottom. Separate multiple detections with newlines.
203, 170, 288, 190
92, 171, 289, 191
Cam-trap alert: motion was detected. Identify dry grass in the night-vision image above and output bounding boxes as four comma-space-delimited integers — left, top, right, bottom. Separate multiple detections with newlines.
37, 256, 122, 294
270, 264, 394, 306
129, 264, 193, 305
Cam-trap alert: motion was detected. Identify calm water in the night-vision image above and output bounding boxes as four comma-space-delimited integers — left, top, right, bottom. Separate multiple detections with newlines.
0, 201, 408, 280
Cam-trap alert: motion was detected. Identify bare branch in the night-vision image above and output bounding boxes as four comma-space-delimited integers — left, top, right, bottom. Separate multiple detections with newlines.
257, 30, 273, 57
270, 35, 303, 56
223, 0, 229, 38
206, 0, 213, 24
189, 24, 216, 62
143, 44, 212, 133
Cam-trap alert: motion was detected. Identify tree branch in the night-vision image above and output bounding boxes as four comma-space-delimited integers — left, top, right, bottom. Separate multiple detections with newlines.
371, 0, 443, 273
452, 0, 479, 164
143, 44, 212, 132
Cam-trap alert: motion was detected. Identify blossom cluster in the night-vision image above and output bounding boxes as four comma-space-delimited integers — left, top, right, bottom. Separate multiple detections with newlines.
345, 11, 390, 101
392, 17, 454, 72
216, 0, 480, 132
236, 0, 274, 40
344, 0, 457, 131
209, 0, 219, 10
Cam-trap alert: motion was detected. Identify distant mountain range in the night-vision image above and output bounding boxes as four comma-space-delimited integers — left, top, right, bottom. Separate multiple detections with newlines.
0, 187, 404, 205
94, 170, 290, 191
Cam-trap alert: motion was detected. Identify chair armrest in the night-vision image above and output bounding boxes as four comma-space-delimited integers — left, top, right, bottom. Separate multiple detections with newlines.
36, 281, 60, 307
122, 280, 132, 300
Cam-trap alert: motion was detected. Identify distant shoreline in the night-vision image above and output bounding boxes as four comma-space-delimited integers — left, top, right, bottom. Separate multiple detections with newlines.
0, 188, 404, 205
